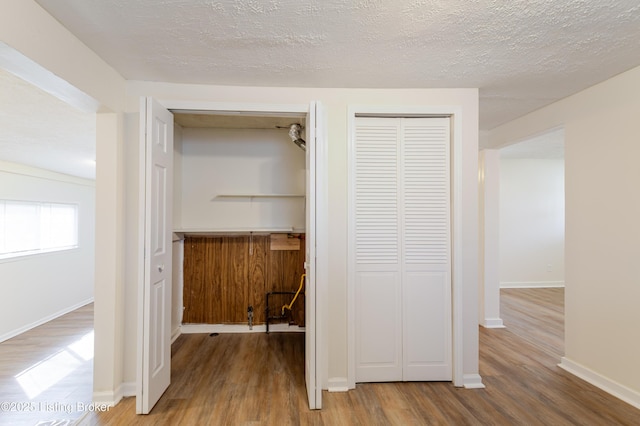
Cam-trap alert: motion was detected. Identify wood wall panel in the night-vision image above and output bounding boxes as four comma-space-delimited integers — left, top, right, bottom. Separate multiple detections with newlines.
249, 235, 269, 324
206, 237, 224, 323
183, 237, 204, 323
226, 236, 249, 323
182, 234, 305, 326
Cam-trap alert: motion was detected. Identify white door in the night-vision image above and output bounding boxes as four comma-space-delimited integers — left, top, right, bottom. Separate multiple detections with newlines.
305, 101, 322, 409
354, 119, 403, 382
137, 97, 174, 414
354, 117, 452, 382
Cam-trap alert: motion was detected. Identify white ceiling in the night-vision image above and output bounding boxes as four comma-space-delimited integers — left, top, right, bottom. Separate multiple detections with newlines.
34, 0, 640, 130
2, 1, 638, 178
0, 68, 96, 179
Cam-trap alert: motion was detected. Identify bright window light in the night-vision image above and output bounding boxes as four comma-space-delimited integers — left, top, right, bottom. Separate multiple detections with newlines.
0, 200, 78, 260
67, 331, 94, 361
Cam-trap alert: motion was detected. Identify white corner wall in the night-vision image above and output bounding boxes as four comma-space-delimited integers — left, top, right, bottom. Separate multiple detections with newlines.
178, 127, 305, 231
499, 158, 565, 288
488, 64, 640, 408
0, 162, 95, 341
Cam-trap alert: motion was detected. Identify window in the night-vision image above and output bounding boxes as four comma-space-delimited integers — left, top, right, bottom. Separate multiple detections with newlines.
0, 200, 79, 260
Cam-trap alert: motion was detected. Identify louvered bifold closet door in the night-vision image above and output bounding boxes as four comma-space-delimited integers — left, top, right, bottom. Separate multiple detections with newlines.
354, 116, 452, 383
354, 118, 403, 382
401, 118, 452, 381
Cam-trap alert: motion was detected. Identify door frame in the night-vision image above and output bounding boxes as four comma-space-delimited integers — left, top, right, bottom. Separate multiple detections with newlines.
347, 105, 464, 388
137, 99, 327, 409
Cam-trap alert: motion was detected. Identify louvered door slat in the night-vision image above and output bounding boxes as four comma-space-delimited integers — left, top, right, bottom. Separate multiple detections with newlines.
354, 120, 402, 383
354, 124, 399, 265
401, 118, 452, 382
402, 120, 450, 265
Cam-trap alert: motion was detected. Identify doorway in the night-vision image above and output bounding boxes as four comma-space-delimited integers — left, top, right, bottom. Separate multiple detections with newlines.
0, 57, 97, 422
173, 112, 308, 332
498, 129, 565, 290
138, 99, 325, 412
497, 129, 566, 361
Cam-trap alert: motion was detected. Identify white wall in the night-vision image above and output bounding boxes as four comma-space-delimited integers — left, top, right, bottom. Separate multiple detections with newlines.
178, 127, 305, 231
0, 162, 95, 341
478, 150, 503, 328
499, 158, 565, 287
488, 64, 640, 408
123, 82, 480, 390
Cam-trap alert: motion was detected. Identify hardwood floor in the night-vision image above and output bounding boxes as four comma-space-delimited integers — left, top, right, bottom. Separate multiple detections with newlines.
0, 303, 93, 426
85, 288, 640, 425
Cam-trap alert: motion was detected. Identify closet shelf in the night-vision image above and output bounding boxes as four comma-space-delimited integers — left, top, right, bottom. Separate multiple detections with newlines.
212, 194, 304, 200
174, 227, 304, 236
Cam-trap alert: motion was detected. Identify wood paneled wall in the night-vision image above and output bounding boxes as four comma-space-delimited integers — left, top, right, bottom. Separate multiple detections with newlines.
183, 234, 305, 326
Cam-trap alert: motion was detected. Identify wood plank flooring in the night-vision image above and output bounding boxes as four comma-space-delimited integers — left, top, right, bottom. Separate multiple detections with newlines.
0, 303, 94, 426
85, 288, 640, 425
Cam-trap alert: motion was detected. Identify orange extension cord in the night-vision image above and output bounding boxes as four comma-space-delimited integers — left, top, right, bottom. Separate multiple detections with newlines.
281, 274, 306, 315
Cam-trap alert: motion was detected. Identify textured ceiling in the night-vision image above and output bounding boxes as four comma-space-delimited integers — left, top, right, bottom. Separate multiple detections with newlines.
35, 0, 640, 130
2, 1, 638, 179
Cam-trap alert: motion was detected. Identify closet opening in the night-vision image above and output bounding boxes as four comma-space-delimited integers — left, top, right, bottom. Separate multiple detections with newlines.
138, 100, 323, 412
171, 110, 308, 334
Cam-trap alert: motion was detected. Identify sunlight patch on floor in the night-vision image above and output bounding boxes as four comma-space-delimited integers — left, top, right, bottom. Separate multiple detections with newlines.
15, 331, 94, 399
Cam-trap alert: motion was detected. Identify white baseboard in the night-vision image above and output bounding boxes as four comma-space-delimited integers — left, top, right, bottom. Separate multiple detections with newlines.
171, 326, 181, 343
0, 297, 94, 343
181, 323, 305, 334
92, 389, 121, 407
559, 357, 640, 409
120, 381, 136, 398
500, 281, 564, 289
77, 383, 132, 426
327, 377, 349, 392
92, 381, 135, 408
463, 373, 485, 389
481, 318, 505, 328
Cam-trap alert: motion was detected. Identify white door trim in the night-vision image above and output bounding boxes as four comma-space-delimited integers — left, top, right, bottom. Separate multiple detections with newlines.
135, 97, 147, 413
347, 105, 464, 388
137, 99, 327, 410
156, 100, 309, 115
